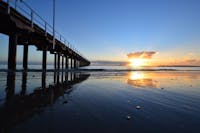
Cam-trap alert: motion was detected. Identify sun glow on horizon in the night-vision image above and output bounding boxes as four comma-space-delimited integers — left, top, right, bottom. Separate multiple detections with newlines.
129, 58, 146, 67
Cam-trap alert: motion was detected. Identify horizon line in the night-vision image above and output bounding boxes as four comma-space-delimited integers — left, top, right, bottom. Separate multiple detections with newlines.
0, 61, 200, 67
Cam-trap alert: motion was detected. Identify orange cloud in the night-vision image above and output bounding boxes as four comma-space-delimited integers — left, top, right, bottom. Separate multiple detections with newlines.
184, 59, 197, 63
127, 51, 157, 59
153, 58, 200, 66
180, 59, 200, 65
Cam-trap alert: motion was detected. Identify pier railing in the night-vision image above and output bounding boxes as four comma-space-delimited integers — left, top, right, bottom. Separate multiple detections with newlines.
4, 0, 88, 61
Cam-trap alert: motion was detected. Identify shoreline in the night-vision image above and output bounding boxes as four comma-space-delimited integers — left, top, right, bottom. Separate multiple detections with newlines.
0, 68, 200, 72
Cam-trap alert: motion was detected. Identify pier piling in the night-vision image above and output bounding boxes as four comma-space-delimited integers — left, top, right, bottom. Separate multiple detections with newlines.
71, 58, 73, 69
57, 53, 60, 70
42, 50, 47, 70
54, 53, 57, 70
62, 55, 64, 70
8, 33, 17, 70
65, 56, 68, 69
74, 59, 77, 68
23, 45, 28, 70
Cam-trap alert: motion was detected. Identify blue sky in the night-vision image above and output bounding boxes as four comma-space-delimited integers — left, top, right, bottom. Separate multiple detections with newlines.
0, 0, 200, 65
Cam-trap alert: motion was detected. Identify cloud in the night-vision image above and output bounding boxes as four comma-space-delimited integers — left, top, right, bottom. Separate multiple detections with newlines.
181, 59, 200, 65
127, 51, 157, 59
184, 59, 197, 63
162, 58, 200, 66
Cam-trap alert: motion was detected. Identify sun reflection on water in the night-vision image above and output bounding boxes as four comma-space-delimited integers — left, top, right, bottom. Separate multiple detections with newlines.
127, 72, 157, 88
129, 72, 144, 80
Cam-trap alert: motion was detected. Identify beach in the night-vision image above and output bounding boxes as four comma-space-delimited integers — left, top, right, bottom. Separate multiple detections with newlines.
1, 0, 200, 132
0, 68, 200, 133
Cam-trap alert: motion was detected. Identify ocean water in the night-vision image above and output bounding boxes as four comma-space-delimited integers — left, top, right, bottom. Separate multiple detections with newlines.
0, 64, 200, 133
1, 64, 200, 71
83, 65, 200, 71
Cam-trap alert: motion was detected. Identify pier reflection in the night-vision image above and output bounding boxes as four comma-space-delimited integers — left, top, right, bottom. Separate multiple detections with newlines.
0, 71, 90, 133
21, 72, 27, 95
5, 72, 16, 101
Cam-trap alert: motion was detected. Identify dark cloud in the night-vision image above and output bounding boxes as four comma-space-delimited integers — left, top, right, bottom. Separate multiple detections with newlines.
91, 61, 126, 66
127, 51, 157, 59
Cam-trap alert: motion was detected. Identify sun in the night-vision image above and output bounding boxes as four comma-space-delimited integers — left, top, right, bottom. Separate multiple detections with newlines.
129, 58, 145, 67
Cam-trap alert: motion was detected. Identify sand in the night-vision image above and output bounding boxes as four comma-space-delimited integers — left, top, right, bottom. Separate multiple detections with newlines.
0, 71, 200, 133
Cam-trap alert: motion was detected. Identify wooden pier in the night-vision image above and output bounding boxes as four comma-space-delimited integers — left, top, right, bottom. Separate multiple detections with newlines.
0, 0, 90, 70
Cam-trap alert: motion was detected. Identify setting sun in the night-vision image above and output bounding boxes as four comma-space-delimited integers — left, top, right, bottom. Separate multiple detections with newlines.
129, 58, 145, 67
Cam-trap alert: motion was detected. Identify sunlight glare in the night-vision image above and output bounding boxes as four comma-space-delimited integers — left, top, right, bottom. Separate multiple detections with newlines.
129, 72, 144, 80
129, 58, 145, 67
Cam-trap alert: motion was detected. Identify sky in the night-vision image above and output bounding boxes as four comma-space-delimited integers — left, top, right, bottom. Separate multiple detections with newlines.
0, 0, 200, 66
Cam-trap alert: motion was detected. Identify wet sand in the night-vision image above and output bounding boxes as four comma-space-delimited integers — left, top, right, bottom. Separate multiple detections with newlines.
0, 71, 200, 133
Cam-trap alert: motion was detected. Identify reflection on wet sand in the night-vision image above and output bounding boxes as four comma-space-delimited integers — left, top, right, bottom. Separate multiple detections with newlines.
0, 71, 200, 133
127, 71, 200, 89
127, 72, 157, 88
0, 71, 90, 133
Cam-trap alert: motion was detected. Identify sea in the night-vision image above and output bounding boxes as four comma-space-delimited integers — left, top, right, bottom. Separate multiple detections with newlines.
1, 64, 200, 71
0, 64, 200, 133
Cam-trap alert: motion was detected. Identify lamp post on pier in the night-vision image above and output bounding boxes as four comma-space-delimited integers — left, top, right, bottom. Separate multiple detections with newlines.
53, 0, 55, 49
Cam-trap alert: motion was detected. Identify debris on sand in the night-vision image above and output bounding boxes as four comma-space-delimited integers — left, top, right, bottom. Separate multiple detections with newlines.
126, 115, 131, 120
136, 105, 141, 109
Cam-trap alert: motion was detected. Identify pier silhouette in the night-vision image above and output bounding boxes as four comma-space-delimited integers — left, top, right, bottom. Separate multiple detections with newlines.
0, 0, 90, 71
